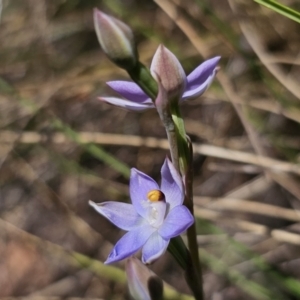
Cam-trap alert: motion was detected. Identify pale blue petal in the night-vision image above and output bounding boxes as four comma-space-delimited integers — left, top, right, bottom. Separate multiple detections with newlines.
105, 224, 156, 264
130, 168, 159, 219
183, 56, 220, 100
158, 206, 194, 239
89, 200, 145, 231
160, 158, 184, 209
142, 232, 169, 264
98, 97, 154, 111
107, 81, 151, 103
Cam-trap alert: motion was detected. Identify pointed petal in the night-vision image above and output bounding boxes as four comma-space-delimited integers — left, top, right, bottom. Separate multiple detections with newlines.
142, 232, 169, 264
183, 56, 220, 100
107, 81, 151, 103
160, 158, 184, 209
105, 225, 156, 264
89, 201, 145, 231
158, 206, 194, 239
130, 168, 159, 219
98, 97, 154, 111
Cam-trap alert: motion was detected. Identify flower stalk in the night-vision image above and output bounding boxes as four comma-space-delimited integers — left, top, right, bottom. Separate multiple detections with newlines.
168, 236, 203, 300
127, 61, 158, 101
185, 137, 204, 299
155, 75, 180, 171
154, 76, 203, 299
92, 9, 220, 300
169, 102, 204, 300
170, 102, 189, 174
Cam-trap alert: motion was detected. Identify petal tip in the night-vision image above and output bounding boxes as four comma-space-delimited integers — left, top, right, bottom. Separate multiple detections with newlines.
88, 200, 96, 207
93, 7, 101, 17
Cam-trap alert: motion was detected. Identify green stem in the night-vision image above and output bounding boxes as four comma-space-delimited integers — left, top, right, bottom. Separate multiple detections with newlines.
185, 138, 202, 270
170, 103, 189, 174
169, 105, 201, 271
168, 237, 203, 300
160, 118, 180, 172
127, 62, 158, 100
170, 104, 204, 300
126, 60, 204, 299
168, 236, 188, 269
185, 139, 204, 300
126, 62, 185, 170
254, 0, 300, 24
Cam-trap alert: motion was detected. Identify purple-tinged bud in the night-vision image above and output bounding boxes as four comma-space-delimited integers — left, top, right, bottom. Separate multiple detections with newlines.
126, 257, 163, 300
93, 8, 138, 70
151, 45, 186, 101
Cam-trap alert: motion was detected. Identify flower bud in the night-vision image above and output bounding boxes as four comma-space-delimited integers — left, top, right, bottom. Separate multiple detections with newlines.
93, 9, 138, 70
126, 257, 163, 300
151, 45, 186, 101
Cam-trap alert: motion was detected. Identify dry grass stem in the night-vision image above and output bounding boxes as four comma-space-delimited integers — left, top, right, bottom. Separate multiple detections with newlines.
227, 0, 300, 101
2, 130, 300, 176
194, 207, 300, 245
195, 196, 300, 222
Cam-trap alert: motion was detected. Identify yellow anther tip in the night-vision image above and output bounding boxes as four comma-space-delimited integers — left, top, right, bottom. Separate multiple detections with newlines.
147, 189, 165, 202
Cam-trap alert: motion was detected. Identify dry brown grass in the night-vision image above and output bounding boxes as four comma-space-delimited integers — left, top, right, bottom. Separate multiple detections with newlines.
1, 0, 300, 299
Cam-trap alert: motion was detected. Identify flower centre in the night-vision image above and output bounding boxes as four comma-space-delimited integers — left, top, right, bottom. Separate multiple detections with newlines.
145, 190, 166, 228
147, 189, 165, 202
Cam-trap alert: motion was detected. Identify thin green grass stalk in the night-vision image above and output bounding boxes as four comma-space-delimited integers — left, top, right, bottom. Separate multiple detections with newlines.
71, 252, 194, 300
6, 78, 131, 180
0, 219, 192, 300
103, 0, 177, 46
195, 0, 240, 51
230, 239, 300, 297
0, 78, 40, 115
199, 220, 300, 297
0, 77, 15, 94
199, 248, 280, 300
52, 119, 130, 179
254, 0, 300, 24
37, 146, 126, 198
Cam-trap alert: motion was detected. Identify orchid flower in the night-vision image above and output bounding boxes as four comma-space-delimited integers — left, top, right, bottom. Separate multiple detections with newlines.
98, 45, 220, 111
89, 158, 194, 264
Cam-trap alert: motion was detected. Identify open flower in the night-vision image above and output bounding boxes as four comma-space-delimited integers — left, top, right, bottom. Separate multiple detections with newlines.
89, 158, 194, 264
98, 45, 220, 111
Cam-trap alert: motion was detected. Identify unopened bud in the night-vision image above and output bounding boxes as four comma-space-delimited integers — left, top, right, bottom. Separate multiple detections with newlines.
126, 257, 163, 300
151, 45, 186, 101
93, 8, 138, 70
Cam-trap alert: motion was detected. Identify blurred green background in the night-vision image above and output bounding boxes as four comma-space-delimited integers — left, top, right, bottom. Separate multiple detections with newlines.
1, 0, 300, 299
